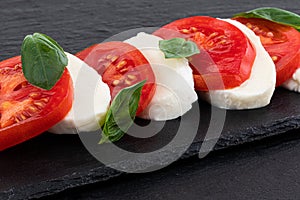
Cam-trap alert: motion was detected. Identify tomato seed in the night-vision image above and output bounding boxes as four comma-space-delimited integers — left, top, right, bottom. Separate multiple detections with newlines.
246, 23, 253, 29
41, 98, 49, 103
33, 101, 45, 108
207, 41, 214, 47
253, 27, 260, 33
116, 60, 127, 69
191, 27, 198, 32
15, 117, 20, 123
125, 79, 132, 85
127, 74, 136, 80
112, 80, 120, 86
106, 54, 113, 60
28, 105, 38, 113
97, 58, 105, 63
266, 32, 274, 38
20, 114, 27, 120
181, 29, 190, 34
111, 56, 119, 62
29, 92, 40, 99
209, 32, 218, 38
271, 55, 278, 62
120, 68, 128, 73
220, 40, 227, 44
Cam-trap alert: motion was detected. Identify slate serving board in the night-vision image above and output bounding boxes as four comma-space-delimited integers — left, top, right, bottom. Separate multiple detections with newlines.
1, 0, 300, 199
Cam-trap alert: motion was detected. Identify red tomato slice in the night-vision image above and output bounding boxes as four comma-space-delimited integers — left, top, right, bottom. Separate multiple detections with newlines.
153, 16, 256, 91
76, 41, 156, 115
234, 17, 300, 86
0, 56, 73, 151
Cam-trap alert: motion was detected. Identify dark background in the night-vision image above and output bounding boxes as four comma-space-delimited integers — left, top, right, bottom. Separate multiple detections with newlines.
1, 0, 300, 199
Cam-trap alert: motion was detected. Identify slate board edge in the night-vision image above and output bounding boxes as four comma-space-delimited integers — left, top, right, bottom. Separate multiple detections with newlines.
1, 115, 300, 200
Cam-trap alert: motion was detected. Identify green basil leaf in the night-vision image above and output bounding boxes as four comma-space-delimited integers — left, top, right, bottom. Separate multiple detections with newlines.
99, 80, 146, 144
21, 33, 68, 90
234, 7, 300, 31
159, 38, 200, 59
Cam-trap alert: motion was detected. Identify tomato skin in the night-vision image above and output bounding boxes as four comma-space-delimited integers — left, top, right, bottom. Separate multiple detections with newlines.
76, 41, 156, 115
234, 17, 300, 86
0, 56, 73, 151
154, 16, 256, 91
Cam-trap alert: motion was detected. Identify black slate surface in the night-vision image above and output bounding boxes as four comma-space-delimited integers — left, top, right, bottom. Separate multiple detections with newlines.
1, 0, 300, 199
47, 130, 300, 200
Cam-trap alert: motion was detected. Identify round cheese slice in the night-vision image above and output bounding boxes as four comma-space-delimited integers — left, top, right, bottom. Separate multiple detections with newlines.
48, 53, 111, 134
125, 32, 198, 120
199, 19, 276, 110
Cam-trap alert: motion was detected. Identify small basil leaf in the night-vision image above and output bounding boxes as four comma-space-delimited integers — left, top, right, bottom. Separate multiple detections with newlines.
234, 7, 300, 31
159, 38, 200, 59
99, 80, 146, 144
21, 33, 68, 90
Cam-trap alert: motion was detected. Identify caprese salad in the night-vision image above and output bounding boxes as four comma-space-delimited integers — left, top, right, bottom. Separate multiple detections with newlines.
0, 7, 300, 151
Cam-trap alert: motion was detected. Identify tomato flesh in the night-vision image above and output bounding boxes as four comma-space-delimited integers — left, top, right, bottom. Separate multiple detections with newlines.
76, 41, 156, 115
234, 17, 300, 86
0, 56, 73, 151
154, 16, 256, 91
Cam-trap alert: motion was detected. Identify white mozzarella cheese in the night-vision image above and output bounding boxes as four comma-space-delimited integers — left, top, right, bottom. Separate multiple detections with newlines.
199, 19, 276, 109
281, 68, 300, 92
124, 32, 198, 120
48, 53, 111, 134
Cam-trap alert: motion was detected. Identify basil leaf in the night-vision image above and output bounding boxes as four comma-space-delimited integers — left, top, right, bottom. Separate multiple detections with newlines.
234, 7, 300, 31
21, 33, 68, 90
159, 38, 200, 59
99, 80, 146, 144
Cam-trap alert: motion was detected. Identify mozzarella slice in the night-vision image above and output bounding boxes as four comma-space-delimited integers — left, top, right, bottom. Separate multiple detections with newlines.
281, 68, 300, 92
124, 32, 198, 121
48, 53, 111, 134
199, 19, 276, 109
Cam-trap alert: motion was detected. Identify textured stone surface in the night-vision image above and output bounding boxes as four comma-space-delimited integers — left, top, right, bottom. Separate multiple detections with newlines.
1, 0, 300, 199
50, 131, 300, 200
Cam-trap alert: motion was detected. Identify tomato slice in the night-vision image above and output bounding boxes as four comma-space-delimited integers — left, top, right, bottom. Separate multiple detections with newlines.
234, 17, 300, 86
153, 16, 256, 91
0, 56, 73, 151
76, 41, 156, 115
